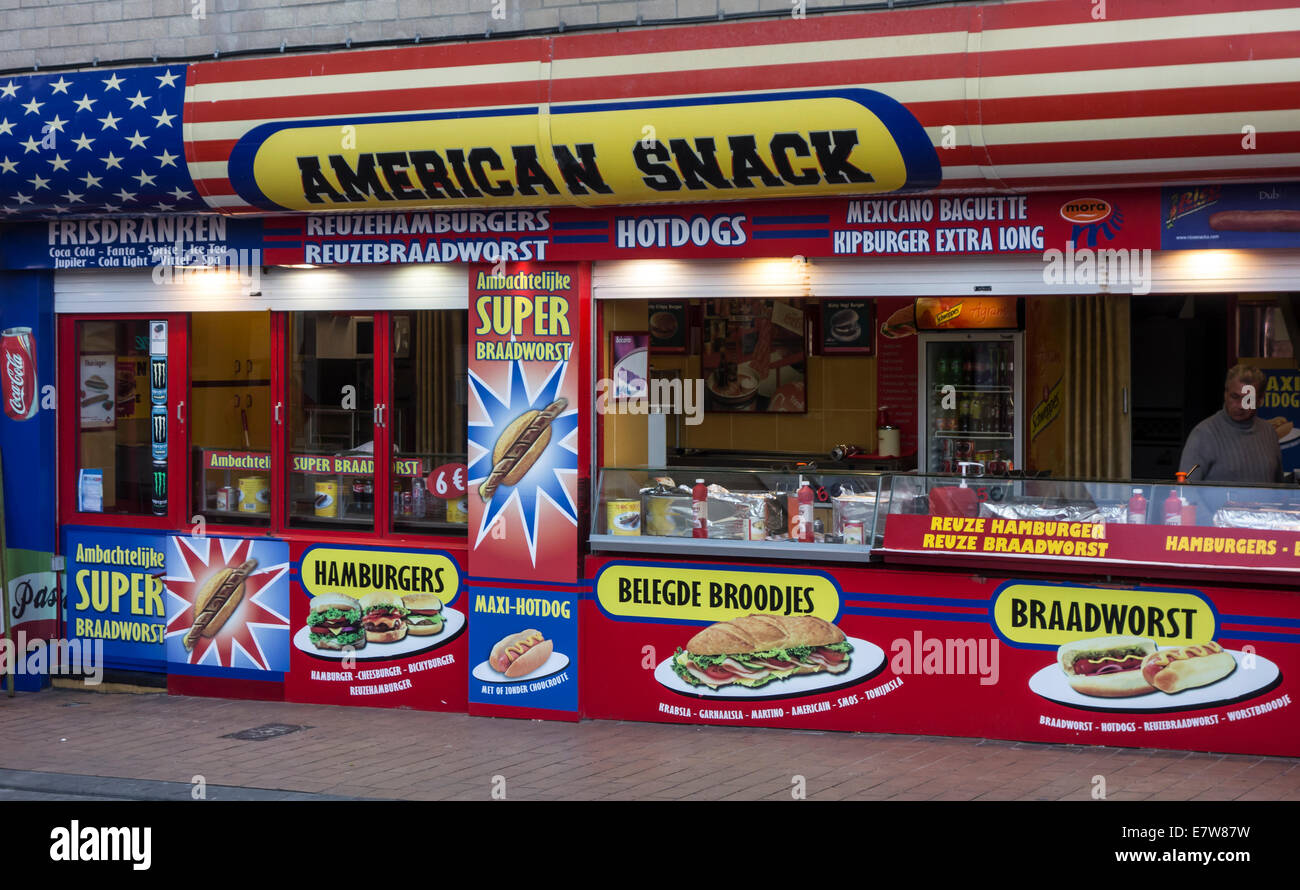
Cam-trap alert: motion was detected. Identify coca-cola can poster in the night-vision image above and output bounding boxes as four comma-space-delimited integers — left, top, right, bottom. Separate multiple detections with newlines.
2, 327, 38, 422
79, 355, 116, 429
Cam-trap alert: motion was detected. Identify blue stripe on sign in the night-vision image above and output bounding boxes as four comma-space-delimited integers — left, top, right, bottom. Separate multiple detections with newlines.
1218, 630, 1300, 643
752, 215, 831, 225
262, 227, 302, 235
1221, 613, 1300, 629
840, 605, 993, 624
752, 229, 829, 239
554, 235, 610, 244
843, 593, 993, 608
552, 220, 610, 230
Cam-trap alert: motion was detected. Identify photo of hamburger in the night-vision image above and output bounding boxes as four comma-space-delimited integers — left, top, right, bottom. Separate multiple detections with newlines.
1057, 635, 1158, 697
649, 311, 678, 341
403, 593, 444, 636
359, 591, 409, 643
672, 614, 853, 690
829, 308, 861, 343
307, 593, 366, 651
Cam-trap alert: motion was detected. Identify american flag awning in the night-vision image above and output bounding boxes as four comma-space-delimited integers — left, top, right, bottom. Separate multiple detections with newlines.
2, 0, 1298, 219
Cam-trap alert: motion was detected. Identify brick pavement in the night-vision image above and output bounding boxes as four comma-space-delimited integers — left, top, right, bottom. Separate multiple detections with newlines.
0, 687, 1298, 801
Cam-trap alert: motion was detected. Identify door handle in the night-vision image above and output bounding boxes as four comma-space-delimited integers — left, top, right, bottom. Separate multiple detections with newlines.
274, 401, 283, 424
374, 403, 386, 427
176, 400, 186, 424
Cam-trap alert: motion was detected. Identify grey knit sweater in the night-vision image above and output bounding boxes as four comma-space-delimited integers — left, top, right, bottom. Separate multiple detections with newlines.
1179, 409, 1283, 484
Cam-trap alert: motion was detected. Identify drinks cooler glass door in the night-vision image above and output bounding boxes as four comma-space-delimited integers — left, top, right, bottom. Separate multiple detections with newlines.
919, 332, 1022, 474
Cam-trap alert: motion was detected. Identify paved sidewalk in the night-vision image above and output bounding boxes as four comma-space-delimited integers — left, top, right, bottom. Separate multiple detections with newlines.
0, 687, 1297, 801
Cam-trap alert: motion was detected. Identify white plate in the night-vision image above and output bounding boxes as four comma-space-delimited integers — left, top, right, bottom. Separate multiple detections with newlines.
293, 607, 464, 662
654, 637, 886, 701
472, 651, 570, 684
1028, 648, 1280, 712
1279, 427, 1300, 445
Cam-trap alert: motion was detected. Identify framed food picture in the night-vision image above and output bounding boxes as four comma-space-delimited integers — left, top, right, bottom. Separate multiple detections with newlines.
79, 354, 117, 430
821, 300, 875, 355
647, 302, 688, 353
610, 332, 649, 399
701, 299, 807, 414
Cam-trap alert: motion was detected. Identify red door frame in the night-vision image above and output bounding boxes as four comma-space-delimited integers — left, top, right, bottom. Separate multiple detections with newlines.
58, 308, 471, 553
57, 313, 189, 531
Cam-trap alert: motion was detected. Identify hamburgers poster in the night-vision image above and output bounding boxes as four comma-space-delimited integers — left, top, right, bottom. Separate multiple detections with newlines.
821, 300, 874, 355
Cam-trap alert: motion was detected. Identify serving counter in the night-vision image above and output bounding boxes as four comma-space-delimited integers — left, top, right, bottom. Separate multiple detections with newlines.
581, 471, 1300, 757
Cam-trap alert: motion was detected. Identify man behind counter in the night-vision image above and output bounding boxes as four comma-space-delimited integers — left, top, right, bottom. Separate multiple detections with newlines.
1179, 364, 1285, 484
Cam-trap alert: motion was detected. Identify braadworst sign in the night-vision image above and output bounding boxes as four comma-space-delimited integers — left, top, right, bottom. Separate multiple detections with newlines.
580, 557, 1299, 757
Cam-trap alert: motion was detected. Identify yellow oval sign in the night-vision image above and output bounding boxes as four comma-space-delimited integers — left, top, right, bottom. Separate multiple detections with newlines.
231, 89, 940, 211
300, 546, 460, 605
595, 561, 841, 624
993, 583, 1216, 648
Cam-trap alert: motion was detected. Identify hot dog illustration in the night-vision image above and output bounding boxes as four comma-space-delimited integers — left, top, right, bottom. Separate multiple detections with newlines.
478, 398, 568, 502
184, 559, 257, 650
489, 629, 553, 678
1140, 642, 1236, 694
1209, 210, 1300, 232
1056, 635, 1157, 697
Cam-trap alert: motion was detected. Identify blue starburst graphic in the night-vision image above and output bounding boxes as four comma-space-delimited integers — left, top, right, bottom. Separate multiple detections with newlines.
468, 350, 578, 565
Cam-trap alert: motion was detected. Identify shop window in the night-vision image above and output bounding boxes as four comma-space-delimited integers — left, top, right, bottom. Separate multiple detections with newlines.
287, 312, 376, 531
1237, 298, 1294, 359
72, 319, 158, 515
389, 310, 468, 534
190, 312, 273, 525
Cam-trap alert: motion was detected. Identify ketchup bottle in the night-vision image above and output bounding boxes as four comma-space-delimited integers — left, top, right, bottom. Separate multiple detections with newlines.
1127, 488, 1147, 525
692, 479, 708, 538
1163, 489, 1183, 525
797, 477, 815, 543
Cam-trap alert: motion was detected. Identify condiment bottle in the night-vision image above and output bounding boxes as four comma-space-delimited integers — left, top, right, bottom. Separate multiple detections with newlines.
692, 479, 708, 538
1163, 488, 1183, 525
797, 477, 815, 543
1127, 488, 1147, 525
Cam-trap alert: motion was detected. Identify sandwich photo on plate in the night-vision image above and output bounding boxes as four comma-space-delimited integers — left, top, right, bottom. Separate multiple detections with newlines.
1057, 635, 1157, 697
307, 593, 366, 651
359, 591, 409, 643
402, 593, 444, 636
672, 614, 853, 689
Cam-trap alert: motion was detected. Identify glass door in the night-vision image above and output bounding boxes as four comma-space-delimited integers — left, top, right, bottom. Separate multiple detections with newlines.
388, 310, 468, 535
284, 312, 381, 532
922, 332, 1018, 474
61, 314, 189, 527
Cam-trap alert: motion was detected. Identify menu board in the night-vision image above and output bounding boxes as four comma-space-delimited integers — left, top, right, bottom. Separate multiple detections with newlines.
78, 355, 116, 429
701, 298, 807, 413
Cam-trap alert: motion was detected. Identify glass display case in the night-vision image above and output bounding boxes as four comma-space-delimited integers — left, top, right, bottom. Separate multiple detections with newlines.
590, 466, 888, 561
879, 473, 1300, 576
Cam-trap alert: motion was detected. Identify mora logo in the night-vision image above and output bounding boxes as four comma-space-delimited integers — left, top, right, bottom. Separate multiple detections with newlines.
1061, 197, 1124, 247
227, 89, 942, 212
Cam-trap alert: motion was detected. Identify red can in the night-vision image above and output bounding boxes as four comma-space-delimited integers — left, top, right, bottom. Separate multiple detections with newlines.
2, 327, 37, 421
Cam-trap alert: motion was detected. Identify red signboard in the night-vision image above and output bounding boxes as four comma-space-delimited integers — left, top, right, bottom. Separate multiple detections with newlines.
881, 513, 1300, 578
581, 556, 1300, 757
284, 540, 468, 711
259, 190, 1162, 266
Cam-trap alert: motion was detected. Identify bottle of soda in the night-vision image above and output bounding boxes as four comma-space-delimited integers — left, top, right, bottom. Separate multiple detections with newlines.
962, 347, 974, 387
692, 479, 708, 538
797, 477, 815, 543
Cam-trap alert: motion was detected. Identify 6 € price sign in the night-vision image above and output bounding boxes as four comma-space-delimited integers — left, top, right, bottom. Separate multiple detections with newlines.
429, 463, 467, 498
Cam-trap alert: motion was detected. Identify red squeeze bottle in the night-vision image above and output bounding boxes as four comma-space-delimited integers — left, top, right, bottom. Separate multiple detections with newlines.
797, 477, 815, 543
1163, 489, 1183, 526
1127, 488, 1147, 525
692, 479, 708, 538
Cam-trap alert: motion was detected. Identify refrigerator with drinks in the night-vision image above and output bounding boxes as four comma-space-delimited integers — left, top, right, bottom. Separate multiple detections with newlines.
918, 331, 1024, 474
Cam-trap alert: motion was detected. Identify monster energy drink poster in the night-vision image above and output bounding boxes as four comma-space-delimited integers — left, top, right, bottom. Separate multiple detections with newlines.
150, 320, 167, 515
